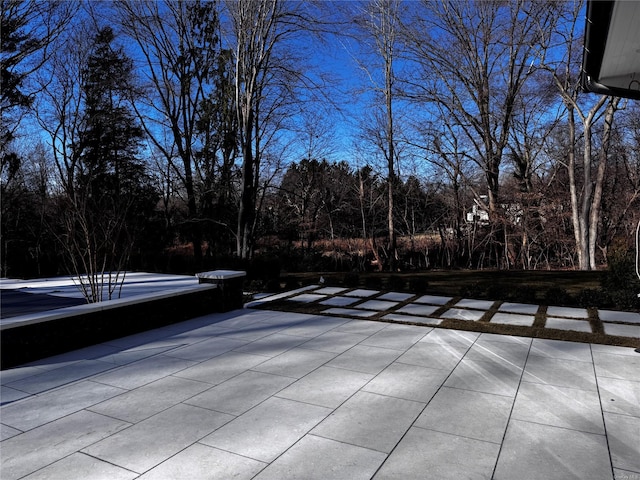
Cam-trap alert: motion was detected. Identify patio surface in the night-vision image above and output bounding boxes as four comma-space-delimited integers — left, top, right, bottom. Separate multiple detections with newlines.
1, 290, 639, 479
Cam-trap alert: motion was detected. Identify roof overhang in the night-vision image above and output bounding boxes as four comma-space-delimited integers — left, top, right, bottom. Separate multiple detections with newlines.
581, 0, 640, 100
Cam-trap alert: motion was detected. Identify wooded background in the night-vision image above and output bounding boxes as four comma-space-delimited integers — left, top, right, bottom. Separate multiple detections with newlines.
2, 0, 639, 283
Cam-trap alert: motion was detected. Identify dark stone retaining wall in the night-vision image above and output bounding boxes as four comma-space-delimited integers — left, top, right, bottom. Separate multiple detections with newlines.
1, 285, 240, 370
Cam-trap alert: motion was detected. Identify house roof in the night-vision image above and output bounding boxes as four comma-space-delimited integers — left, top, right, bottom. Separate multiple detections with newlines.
581, 0, 640, 100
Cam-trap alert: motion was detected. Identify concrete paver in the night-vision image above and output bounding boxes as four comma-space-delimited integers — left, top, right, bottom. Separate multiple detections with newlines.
374, 427, 501, 480
254, 434, 386, 480
493, 419, 612, 480
545, 316, 593, 332
311, 391, 424, 453
490, 312, 536, 326
603, 323, 640, 338
1, 306, 639, 480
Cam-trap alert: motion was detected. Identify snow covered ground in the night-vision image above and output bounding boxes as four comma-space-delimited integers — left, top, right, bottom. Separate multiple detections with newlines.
0, 272, 200, 300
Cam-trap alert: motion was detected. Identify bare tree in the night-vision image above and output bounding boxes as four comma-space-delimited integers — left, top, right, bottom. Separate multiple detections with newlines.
402, 0, 558, 266
1, 0, 77, 145
224, 0, 317, 259
545, 1, 621, 270
116, 0, 220, 265
351, 0, 404, 270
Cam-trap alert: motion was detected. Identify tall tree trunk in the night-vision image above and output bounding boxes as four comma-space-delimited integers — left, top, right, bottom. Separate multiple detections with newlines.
588, 97, 620, 269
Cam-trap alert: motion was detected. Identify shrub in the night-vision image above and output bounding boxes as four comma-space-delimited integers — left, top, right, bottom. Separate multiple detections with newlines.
507, 286, 537, 304
264, 278, 282, 293
544, 286, 570, 306
408, 277, 429, 293
248, 255, 281, 283
343, 273, 360, 287
575, 288, 611, 308
603, 244, 640, 310
387, 275, 405, 291
365, 275, 383, 289
460, 282, 485, 298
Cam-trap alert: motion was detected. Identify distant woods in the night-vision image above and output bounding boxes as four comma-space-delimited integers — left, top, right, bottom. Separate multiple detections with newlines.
2, 0, 639, 280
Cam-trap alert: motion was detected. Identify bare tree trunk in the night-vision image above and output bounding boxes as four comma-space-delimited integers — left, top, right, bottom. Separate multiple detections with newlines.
588, 97, 620, 269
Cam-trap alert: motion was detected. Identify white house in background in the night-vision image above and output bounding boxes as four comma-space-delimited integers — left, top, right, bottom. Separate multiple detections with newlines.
465, 195, 523, 226
466, 197, 490, 224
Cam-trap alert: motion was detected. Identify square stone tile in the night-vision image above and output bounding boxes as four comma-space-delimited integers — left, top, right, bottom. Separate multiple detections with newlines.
415, 387, 513, 444
374, 427, 500, 480
1, 385, 31, 405
444, 359, 522, 397
591, 344, 639, 357
319, 296, 359, 307
232, 333, 308, 358
83, 404, 232, 474
396, 342, 467, 370
511, 382, 604, 434
475, 333, 532, 346
163, 336, 249, 362
312, 391, 424, 453
440, 308, 485, 321
414, 294, 453, 305
593, 351, 640, 382
343, 288, 380, 297
277, 315, 350, 337
186, 370, 295, 416
215, 321, 287, 342
323, 307, 377, 318
493, 420, 611, 480
299, 330, 368, 354
1, 381, 125, 431
0, 411, 130, 480
465, 341, 530, 368
254, 434, 386, 480
605, 412, 640, 473
90, 355, 197, 390
88, 376, 214, 423
276, 366, 372, 408
138, 443, 266, 480
363, 363, 449, 403
529, 338, 593, 362
381, 313, 442, 326
545, 316, 592, 333
287, 293, 327, 303
98, 345, 187, 366
200, 397, 331, 463
490, 312, 535, 327
378, 292, 414, 302
334, 320, 388, 335
171, 352, 267, 385
357, 299, 398, 311
598, 310, 640, 324
0, 365, 48, 385
252, 348, 337, 378
20, 452, 137, 480
523, 355, 596, 391
420, 328, 479, 346
598, 376, 640, 417
360, 323, 428, 350
603, 323, 640, 338
396, 304, 439, 316
314, 287, 348, 295
326, 345, 402, 375
455, 299, 495, 310
547, 306, 590, 318
1, 424, 21, 441
498, 302, 539, 315
613, 468, 639, 480
5, 360, 117, 394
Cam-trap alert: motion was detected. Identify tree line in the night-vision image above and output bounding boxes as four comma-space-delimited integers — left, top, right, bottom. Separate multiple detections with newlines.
2, 0, 639, 288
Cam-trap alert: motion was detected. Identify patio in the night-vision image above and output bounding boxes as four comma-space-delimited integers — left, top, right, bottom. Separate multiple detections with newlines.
1, 296, 639, 479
